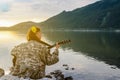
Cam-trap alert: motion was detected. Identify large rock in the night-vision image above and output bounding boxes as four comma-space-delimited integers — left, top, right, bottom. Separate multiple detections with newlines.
0, 75, 53, 80
0, 69, 73, 80
0, 68, 4, 77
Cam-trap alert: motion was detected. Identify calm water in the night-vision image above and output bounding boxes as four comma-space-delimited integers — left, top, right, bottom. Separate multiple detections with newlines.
0, 31, 120, 80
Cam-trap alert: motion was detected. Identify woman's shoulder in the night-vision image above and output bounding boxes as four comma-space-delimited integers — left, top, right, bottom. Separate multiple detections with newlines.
28, 40, 43, 47
11, 40, 44, 55
11, 40, 46, 52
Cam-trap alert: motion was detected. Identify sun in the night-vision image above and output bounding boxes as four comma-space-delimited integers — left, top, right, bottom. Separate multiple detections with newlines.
0, 20, 15, 27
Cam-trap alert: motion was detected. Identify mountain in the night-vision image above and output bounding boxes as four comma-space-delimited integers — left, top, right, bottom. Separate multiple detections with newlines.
39, 0, 120, 30
1, 0, 120, 31
0, 27, 10, 31
9, 21, 39, 32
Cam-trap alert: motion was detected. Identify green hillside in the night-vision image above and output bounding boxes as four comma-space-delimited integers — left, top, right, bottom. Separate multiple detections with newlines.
39, 0, 120, 30
1, 0, 120, 31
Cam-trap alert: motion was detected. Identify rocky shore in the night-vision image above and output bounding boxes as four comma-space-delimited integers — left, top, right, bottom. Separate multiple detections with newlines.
0, 64, 74, 80
0, 68, 4, 77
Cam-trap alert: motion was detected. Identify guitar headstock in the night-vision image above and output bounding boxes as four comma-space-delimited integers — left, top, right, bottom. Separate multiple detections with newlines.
48, 39, 71, 49
58, 39, 71, 45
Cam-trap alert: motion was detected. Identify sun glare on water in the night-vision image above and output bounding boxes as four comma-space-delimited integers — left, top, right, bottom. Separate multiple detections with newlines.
0, 31, 18, 42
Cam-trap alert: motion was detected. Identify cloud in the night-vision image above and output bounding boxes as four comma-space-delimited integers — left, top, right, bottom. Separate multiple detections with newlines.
0, 3, 11, 12
15, 0, 33, 3
0, 0, 99, 26
30, 0, 100, 19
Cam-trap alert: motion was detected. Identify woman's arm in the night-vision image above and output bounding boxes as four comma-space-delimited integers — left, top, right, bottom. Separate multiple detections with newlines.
40, 43, 60, 65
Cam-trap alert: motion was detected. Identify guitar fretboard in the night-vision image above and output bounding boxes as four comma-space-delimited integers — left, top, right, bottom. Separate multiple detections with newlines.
48, 40, 71, 49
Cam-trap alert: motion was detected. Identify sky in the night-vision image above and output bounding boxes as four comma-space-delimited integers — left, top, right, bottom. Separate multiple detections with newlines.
0, 0, 99, 27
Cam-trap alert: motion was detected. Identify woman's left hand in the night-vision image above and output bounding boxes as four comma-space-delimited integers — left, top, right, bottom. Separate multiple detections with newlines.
55, 42, 60, 49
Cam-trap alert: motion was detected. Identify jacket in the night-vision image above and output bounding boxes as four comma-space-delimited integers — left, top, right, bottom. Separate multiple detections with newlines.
10, 40, 59, 79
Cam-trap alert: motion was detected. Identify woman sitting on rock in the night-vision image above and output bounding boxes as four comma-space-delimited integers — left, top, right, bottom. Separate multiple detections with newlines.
10, 26, 60, 79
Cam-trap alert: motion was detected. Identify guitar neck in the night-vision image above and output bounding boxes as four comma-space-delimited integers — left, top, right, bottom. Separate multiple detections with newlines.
48, 43, 62, 49
48, 40, 71, 49
39, 40, 51, 47
39, 40, 71, 49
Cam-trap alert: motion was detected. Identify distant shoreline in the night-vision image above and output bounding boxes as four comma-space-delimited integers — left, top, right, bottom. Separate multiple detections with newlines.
0, 29, 120, 33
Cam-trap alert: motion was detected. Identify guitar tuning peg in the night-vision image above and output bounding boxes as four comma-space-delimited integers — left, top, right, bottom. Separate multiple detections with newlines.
69, 40, 71, 42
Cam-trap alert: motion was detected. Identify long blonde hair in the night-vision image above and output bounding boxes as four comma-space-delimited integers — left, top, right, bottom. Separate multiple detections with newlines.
27, 26, 41, 42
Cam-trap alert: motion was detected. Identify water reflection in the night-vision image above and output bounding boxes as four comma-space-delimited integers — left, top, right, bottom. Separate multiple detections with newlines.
43, 31, 120, 68
0, 31, 17, 42
0, 31, 120, 80
0, 31, 26, 73
0, 31, 26, 43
